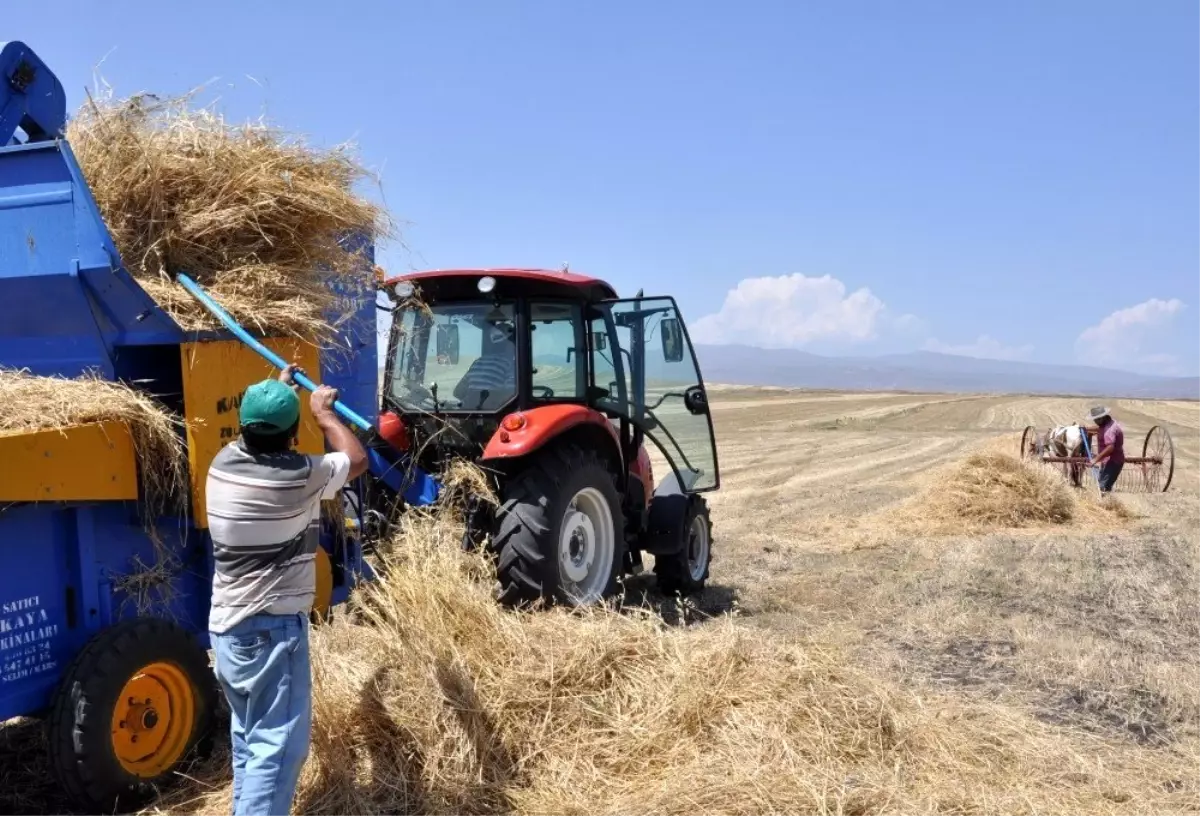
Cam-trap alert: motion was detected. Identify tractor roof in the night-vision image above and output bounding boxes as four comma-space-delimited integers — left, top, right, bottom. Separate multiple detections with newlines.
385, 268, 618, 301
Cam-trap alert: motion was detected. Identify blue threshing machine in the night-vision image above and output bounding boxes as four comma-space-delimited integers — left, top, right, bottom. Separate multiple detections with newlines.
0, 40, 438, 811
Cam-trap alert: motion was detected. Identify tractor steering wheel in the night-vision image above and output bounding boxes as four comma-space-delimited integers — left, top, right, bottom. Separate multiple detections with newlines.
531, 385, 555, 399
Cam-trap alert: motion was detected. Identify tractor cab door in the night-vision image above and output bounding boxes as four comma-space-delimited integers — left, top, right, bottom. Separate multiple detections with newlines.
590, 297, 720, 493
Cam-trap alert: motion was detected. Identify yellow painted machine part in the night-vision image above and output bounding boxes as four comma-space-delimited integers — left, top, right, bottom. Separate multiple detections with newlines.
180, 338, 323, 528
0, 421, 138, 502
313, 546, 333, 619
110, 661, 196, 778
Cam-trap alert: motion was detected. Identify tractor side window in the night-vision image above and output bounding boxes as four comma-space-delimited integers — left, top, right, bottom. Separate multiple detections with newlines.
590, 316, 629, 415
530, 302, 586, 400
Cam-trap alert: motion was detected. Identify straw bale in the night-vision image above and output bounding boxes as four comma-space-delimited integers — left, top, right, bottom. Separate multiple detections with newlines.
66, 90, 392, 344
0, 368, 185, 515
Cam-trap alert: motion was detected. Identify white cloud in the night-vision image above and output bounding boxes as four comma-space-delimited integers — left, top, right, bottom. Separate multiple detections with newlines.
690, 274, 908, 349
923, 335, 1034, 361
1075, 298, 1186, 374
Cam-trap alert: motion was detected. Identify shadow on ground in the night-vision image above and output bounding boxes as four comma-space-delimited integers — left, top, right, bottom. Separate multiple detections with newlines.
620, 575, 743, 626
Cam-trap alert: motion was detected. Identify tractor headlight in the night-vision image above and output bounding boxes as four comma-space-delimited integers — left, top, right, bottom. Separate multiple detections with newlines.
478, 275, 496, 294
393, 281, 415, 298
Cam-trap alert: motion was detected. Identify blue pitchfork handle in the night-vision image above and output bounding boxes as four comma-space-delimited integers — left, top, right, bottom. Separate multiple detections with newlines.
174, 271, 440, 506
1079, 427, 1102, 497
175, 271, 372, 432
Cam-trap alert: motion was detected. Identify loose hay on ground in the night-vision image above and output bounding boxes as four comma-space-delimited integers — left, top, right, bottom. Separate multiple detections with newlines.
68, 90, 391, 344
145, 513, 1196, 816
0, 368, 185, 514
877, 448, 1134, 537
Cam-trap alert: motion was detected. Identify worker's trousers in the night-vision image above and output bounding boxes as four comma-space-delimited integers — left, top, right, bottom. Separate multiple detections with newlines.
211, 612, 312, 816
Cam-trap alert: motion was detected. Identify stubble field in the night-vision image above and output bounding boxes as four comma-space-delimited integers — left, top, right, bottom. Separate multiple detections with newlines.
637, 387, 1199, 811
2, 388, 1197, 814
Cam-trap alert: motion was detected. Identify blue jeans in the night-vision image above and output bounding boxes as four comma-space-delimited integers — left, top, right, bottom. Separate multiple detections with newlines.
1098, 460, 1124, 493
211, 613, 311, 816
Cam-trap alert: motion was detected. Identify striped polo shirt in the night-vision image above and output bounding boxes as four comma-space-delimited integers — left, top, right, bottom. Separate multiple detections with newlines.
205, 439, 351, 633
457, 354, 516, 408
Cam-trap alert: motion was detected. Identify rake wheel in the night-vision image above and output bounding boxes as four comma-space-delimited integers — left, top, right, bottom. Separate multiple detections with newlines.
1020, 425, 1041, 460
1141, 425, 1175, 493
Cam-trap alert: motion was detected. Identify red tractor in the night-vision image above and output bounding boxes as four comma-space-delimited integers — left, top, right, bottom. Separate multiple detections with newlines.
374, 268, 720, 607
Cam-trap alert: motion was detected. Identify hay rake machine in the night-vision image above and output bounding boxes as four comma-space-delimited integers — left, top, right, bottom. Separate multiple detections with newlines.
1019, 422, 1175, 493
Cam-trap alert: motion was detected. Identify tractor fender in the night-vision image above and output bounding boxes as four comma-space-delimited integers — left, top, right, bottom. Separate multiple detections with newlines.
481, 404, 620, 465
640, 492, 692, 556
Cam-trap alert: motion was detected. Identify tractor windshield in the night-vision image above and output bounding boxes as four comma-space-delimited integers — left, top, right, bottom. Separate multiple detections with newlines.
388, 301, 517, 412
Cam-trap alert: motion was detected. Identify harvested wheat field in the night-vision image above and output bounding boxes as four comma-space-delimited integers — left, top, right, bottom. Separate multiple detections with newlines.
1, 390, 1196, 815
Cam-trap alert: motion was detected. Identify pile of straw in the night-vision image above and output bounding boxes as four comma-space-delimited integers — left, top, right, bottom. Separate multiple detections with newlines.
148, 514, 1192, 816
917, 452, 1077, 528
0, 368, 185, 513
874, 450, 1133, 537
67, 91, 391, 344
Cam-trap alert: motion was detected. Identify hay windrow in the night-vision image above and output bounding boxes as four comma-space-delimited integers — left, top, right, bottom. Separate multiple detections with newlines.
0, 368, 186, 515
67, 90, 392, 345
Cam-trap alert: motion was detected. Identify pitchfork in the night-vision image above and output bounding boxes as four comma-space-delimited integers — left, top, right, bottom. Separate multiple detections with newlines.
1079, 427, 1102, 498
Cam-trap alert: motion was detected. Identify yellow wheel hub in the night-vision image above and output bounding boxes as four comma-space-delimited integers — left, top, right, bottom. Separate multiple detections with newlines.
110, 661, 195, 777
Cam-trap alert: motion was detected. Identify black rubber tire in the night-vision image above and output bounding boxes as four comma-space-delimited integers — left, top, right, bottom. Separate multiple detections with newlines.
46, 618, 218, 814
493, 445, 626, 607
654, 495, 713, 596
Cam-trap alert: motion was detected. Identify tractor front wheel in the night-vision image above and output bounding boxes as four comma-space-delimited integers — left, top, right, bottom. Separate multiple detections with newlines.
653, 496, 713, 596
493, 446, 626, 607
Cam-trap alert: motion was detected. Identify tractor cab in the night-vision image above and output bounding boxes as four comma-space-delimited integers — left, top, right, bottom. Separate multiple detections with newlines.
378, 268, 721, 606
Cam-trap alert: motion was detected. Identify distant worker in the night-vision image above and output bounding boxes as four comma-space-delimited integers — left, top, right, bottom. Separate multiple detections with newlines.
205, 364, 367, 816
1087, 405, 1124, 494
455, 321, 517, 407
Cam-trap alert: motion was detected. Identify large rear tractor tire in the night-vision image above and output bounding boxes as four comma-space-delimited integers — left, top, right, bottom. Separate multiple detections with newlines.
47, 618, 217, 814
653, 495, 713, 596
493, 445, 627, 607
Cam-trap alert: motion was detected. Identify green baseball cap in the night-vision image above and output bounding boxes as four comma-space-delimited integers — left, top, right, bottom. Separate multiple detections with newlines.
239, 378, 300, 432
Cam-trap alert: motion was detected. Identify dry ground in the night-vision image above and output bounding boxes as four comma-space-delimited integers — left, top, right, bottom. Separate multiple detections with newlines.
2, 389, 1197, 814
638, 389, 1200, 804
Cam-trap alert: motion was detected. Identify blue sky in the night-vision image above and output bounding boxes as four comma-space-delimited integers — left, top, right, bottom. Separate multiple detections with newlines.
10, 1, 1199, 376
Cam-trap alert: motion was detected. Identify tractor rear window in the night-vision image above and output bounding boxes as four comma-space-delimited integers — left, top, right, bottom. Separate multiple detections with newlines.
389, 302, 517, 412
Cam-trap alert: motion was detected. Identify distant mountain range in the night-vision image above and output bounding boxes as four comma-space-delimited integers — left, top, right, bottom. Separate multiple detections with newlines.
691, 346, 1200, 400
379, 346, 1199, 400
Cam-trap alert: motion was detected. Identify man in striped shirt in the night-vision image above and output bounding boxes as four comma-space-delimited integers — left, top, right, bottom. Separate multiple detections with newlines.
206, 364, 366, 816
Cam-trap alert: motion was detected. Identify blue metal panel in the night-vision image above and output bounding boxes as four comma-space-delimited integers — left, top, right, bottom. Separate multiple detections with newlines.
0, 138, 184, 378
0, 41, 67, 144
322, 233, 381, 425
0, 506, 84, 720
89, 506, 212, 634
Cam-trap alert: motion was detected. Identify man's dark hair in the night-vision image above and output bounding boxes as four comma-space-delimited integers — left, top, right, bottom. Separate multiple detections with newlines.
240, 419, 300, 455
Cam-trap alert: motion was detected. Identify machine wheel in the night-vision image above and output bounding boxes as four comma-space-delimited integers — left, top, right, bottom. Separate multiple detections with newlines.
1020, 425, 1041, 460
1143, 425, 1176, 493
47, 618, 217, 813
493, 445, 626, 607
653, 495, 713, 596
